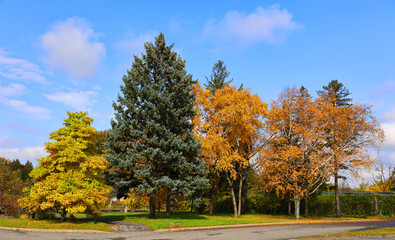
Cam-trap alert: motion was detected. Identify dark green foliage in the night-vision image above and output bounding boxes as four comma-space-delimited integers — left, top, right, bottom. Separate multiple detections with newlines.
317, 79, 352, 106
204, 60, 232, 93
314, 194, 395, 217
105, 33, 208, 218
6, 159, 33, 182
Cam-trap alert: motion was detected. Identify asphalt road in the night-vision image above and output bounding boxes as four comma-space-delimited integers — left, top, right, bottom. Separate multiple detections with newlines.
0, 221, 394, 240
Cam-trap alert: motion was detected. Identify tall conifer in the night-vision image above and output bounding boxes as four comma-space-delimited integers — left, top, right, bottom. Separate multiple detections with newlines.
106, 34, 207, 219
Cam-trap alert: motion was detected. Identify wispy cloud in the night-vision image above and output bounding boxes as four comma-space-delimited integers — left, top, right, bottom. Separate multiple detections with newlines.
114, 31, 158, 56
0, 82, 26, 97
6, 122, 38, 134
371, 79, 395, 97
0, 97, 51, 119
43, 89, 98, 111
41, 17, 105, 80
0, 137, 23, 148
203, 5, 302, 50
0, 49, 47, 83
0, 146, 46, 162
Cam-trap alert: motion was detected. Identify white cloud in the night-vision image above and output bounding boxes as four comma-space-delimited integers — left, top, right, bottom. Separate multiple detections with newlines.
382, 122, 395, 150
114, 31, 158, 56
43, 90, 98, 111
0, 82, 26, 97
203, 5, 302, 49
0, 146, 46, 162
0, 97, 51, 119
0, 50, 47, 83
41, 17, 105, 79
383, 108, 395, 122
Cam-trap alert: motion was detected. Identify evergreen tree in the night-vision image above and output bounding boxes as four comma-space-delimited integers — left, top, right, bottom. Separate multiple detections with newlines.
318, 80, 358, 218
106, 33, 208, 219
204, 60, 232, 93
6, 159, 33, 182
317, 80, 352, 106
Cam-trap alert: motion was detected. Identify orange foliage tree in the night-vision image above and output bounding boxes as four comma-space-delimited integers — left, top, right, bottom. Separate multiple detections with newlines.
258, 87, 330, 219
193, 82, 268, 218
317, 92, 385, 217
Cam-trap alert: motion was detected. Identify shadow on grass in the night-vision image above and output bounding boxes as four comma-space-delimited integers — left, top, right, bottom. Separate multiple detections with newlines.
98, 211, 208, 222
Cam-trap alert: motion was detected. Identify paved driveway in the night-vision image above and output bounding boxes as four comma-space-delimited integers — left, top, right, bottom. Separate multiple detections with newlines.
0, 221, 394, 240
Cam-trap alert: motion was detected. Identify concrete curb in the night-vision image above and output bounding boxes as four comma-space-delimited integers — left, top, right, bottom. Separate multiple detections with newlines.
155, 219, 390, 232
0, 226, 111, 233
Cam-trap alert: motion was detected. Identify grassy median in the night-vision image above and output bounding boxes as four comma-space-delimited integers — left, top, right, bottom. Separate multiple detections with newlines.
301, 227, 395, 238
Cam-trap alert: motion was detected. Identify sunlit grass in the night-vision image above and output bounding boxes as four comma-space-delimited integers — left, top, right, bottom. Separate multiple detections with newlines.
301, 227, 395, 238
97, 212, 384, 230
0, 217, 112, 231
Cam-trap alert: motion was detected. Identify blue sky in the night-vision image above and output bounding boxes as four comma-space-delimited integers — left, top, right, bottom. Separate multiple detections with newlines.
0, 1, 394, 185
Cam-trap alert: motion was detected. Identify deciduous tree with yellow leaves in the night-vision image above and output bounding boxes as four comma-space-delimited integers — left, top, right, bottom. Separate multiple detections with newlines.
193, 82, 268, 218
19, 112, 111, 220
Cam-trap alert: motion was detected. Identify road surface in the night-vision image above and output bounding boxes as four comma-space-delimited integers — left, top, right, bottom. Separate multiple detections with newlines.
0, 221, 394, 240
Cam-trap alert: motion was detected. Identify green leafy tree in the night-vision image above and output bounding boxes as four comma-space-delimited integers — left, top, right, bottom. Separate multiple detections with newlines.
106, 33, 208, 219
19, 112, 111, 220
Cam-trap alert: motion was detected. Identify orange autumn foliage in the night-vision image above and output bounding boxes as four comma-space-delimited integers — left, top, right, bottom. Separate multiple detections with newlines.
258, 88, 330, 219
193, 82, 268, 217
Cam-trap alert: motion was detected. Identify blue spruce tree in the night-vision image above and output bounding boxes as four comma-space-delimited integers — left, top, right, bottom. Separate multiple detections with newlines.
105, 33, 208, 218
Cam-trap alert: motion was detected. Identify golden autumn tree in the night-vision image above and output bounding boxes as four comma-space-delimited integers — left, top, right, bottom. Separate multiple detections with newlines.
19, 112, 111, 220
193, 82, 268, 218
258, 87, 330, 219
317, 91, 385, 217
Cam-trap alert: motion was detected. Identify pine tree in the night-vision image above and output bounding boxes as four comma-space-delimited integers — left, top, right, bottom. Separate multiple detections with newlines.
204, 60, 232, 94
317, 80, 352, 106
19, 112, 110, 220
317, 80, 352, 218
106, 33, 208, 219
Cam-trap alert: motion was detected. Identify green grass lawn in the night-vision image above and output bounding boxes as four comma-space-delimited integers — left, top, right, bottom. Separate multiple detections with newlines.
301, 227, 395, 238
96, 212, 384, 230
0, 217, 112, 231
0, 212, 389, 232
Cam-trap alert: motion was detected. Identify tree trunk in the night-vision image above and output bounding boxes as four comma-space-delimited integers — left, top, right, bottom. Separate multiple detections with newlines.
294, 197, 300, 220
226, 175, 238, 218
208, 179, 216, 216
304, 198, 309, 217
166, 190, 172, 217
335, 174, 341, 218
288, 200, 292, 215
157, 199, 161, 212
60, 209, 67, 221
374, 197, 378, 215
149, 192, 156, 219
237, 178, 243, 217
